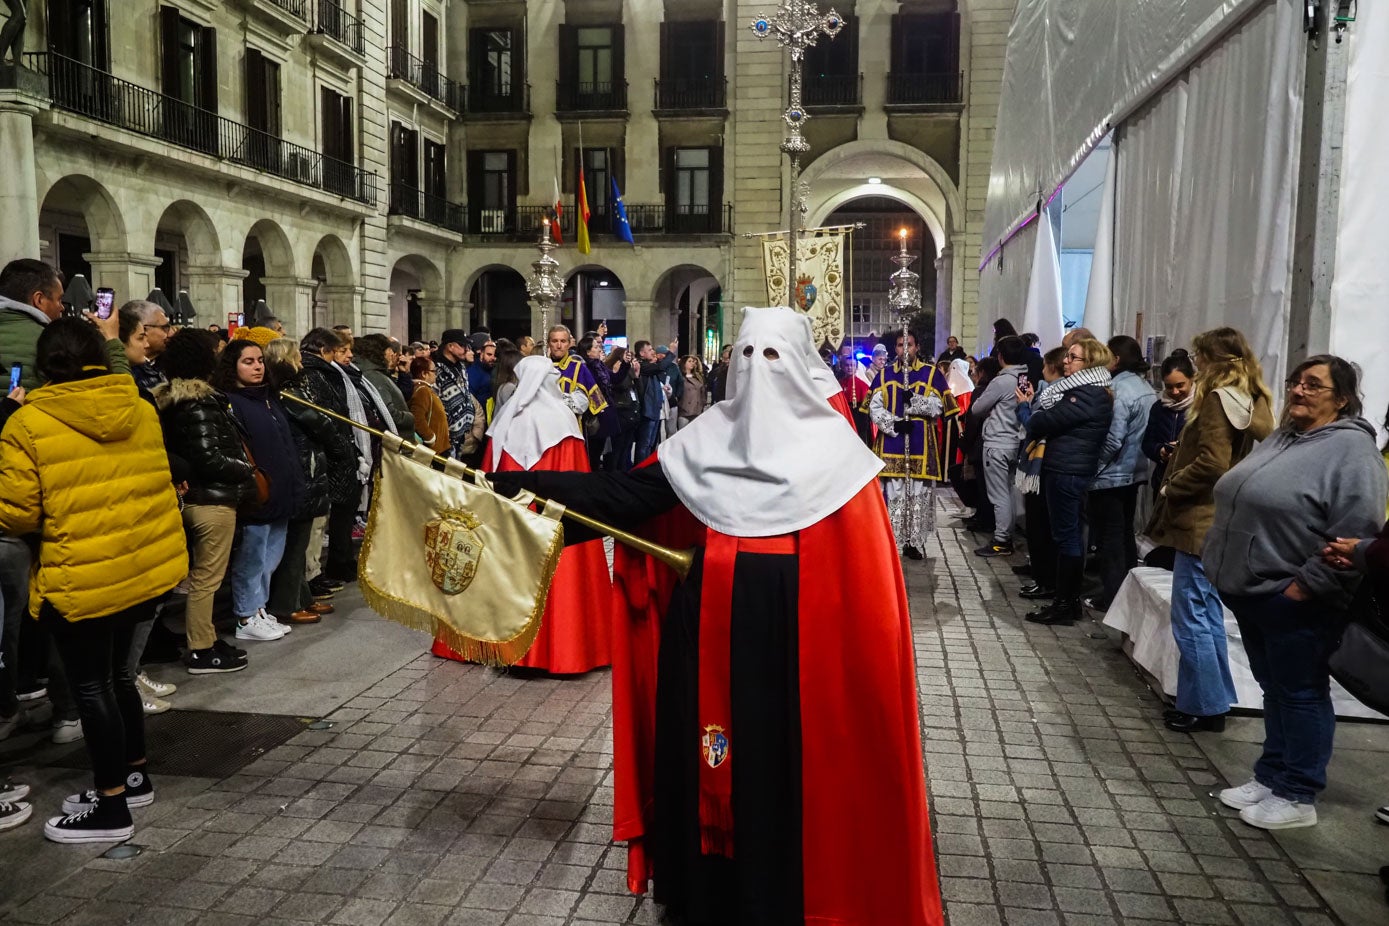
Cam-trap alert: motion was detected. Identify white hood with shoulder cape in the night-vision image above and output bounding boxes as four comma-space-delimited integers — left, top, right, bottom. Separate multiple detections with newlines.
486, 355, 582, 470
658, 307, 883, 537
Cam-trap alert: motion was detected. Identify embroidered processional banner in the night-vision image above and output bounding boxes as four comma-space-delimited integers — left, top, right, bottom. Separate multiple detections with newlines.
761, 230, 847, 348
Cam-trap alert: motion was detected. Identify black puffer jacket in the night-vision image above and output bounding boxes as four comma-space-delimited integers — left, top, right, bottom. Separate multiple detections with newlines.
277, 368, 340, 519
285, 353, 361, 506
154, 379, 255, 507
1024, 384, 1115, 477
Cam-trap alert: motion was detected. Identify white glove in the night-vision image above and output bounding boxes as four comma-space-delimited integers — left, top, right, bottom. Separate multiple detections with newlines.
906, 394, 943, 419
356, 458, 373, 483
566, 390, 589, 415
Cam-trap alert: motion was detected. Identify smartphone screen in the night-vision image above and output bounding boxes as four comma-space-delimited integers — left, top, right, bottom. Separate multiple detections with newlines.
95, 288, 115, 319
9, 364, 21, 391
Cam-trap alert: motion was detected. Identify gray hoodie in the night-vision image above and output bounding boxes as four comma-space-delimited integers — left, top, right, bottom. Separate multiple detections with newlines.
1203, 416, 1389, 607
969, 363, 1026, 449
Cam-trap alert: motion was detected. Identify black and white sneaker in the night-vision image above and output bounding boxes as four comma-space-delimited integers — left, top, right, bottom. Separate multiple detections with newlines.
0, 779, 30, 802
185, 643, 249, 675
63, 768, 154, 814
0, 800, 32, 831
44, 792, 133, 844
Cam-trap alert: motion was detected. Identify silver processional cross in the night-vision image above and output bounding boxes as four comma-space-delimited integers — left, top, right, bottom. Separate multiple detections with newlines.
750, 1, 844, 307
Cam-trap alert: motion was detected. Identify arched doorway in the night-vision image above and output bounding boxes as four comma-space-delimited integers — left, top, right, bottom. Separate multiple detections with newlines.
311, 234, 355, 328
467, 265, 531, 342
389, 255, 444, 341
824, 197, 937, 355
154, 200, 222, 322
242, 219, 295, 319
37, 175, 128, 299
563, 266, 626, 344
651, 264, 722, 362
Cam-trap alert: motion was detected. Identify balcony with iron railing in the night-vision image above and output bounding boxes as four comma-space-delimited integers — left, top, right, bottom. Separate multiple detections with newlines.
467, 82, 531, 117
654, 76, 728, 113
387, 46, 464, 112
803, 73, 863, 109
555, 80, 628, 115
28, 52, 375, 204
885, 72, 965, 108
389, 183, 466, 234
474, 202, 732, 239
262, 0, 308, 18
234, 0, 308, 35
311, 0, 366, 57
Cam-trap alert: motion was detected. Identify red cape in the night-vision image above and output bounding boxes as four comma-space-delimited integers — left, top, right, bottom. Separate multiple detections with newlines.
610, 457, 943, 925
431, 436, 612, 673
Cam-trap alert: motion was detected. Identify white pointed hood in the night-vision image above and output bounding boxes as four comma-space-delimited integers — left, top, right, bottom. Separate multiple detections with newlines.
658, 307, 884, 537
486, 355, 582, 469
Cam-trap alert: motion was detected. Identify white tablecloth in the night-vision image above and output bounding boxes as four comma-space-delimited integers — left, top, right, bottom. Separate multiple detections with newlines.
1103, 567, 1386, 721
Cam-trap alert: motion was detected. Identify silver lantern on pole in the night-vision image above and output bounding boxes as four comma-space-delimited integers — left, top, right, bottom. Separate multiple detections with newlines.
526, 219, 564, 334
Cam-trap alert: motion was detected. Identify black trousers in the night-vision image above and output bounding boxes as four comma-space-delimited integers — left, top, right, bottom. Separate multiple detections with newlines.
41, 598, 158, 791
325, 500, 359, 581
269, 516, 315, 614
1088, 483, 1141, 606
1024, 490, 1056, 588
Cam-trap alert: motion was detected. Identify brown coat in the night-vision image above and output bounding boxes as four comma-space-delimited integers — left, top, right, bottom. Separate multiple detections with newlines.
409, 381, 452, 455
1145, 390, 1275, 555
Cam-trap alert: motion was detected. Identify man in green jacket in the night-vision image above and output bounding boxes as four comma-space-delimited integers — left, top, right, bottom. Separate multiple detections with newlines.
0, 259, 129, 384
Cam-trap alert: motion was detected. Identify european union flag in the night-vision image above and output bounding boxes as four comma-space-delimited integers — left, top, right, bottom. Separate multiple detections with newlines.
611, 176, 635, 245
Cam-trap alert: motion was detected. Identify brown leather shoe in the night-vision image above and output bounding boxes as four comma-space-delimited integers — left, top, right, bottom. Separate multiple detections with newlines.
308, 602, 335, 615
276, 610, 322, 624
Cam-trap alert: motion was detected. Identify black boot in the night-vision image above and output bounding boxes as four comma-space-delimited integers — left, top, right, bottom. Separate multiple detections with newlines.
1027, 555, 1083, 625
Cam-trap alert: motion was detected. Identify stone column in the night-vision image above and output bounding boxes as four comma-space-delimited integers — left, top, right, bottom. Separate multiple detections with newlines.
84, 252, 162, 307
934, 243, 954, 347
623, 299, 655, 344
858, 0, 890, 140
321, 285, 365, 330
527, 0, 563, 200
452, 301, 471, 331
261, 276, 320, 339
184, 266, 250, 329
416, 298, 460, 337
622, 0, 661, 202
0, 92, 45, 264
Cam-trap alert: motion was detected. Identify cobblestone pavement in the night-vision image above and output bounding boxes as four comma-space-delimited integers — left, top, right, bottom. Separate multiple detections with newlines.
0, 512, 1366, 925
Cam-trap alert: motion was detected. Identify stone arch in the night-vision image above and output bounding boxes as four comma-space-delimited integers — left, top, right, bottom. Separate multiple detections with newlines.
462, 259, 533, 299
311, 234, 356, 284
800, 139, 963, 242
649, 263, 724, 358
466, 263, 532, 341
243, 219, 296, 278
37, 174, 128, 256
154, 199, 221, 267
389, 254, 446, 340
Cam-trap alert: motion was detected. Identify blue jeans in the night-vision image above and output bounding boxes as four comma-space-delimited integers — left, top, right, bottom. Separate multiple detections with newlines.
1226, 592, 1346, 804
635, 418, 661, 465
1042, 472, 1089, 557
231, 521, 289, 619
1170, 551, 1237, 716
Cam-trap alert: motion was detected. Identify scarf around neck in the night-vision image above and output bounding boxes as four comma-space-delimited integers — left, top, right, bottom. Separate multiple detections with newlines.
1038, 366, 1112, 409
1159, 390, 1195, 412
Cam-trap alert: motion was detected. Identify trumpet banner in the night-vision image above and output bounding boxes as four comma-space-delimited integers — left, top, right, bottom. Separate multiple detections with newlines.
762, 230, 847, 348
359, 435, 565, 666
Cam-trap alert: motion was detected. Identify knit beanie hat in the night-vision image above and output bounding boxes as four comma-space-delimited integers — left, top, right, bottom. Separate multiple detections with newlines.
233, 326, 280, 349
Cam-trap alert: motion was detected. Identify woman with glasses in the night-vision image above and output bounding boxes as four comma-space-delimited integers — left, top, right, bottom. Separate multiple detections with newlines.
1202, 356, 1386, 830
1146, 328, 1274, 733
1014, 338, 1115, 625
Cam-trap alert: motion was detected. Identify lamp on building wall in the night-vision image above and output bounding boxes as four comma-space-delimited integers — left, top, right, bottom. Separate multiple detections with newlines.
526, 218, 564, 333
62, 274, 95, 317
175, 289, 197, 325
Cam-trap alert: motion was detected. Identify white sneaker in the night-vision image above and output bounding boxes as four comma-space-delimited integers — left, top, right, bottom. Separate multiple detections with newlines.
142, 694, 171, 715
259, 609, 292, 634
1218, 779, 1273, 811
235, 615, 285, 642
1240, 795, 1317, 830
136, 672, 177, 698
52, 719, 84, 745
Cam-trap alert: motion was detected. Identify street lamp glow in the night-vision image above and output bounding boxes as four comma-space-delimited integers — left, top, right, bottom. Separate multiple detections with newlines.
868, 177, 882, 185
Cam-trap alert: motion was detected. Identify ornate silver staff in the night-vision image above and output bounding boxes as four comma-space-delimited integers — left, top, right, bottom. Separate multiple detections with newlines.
888, 229, 927, 549
750, 0, 844, 306
527, 218, 564, 333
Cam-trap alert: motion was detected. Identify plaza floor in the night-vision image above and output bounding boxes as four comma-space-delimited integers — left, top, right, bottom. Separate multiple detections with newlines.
1, 511, 1387, 926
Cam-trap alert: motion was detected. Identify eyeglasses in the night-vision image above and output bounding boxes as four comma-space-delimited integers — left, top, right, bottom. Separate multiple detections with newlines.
1285, 378, 1331, 395
145, 323, 173, 331
1064, 353, 1084, 363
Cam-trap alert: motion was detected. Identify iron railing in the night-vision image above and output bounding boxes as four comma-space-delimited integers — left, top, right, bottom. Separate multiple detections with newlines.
803, 73, 862, 107
468, 81, 530, 115
30, 52, 375, 203
654, 76, 727, 110
314, 0, 365, 55
262, 0, 308, 19
556, 80, 628, 112
387, 45, 464, 111
476, 203, 731, 238
886, 71, 964, 106
389, 183, 466, 233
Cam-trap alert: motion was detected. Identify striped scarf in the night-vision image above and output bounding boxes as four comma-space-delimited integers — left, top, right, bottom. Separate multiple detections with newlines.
1017, 366, 1112, 493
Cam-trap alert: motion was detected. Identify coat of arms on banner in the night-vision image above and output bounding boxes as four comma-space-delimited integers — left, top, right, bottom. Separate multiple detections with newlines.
761, 230, 847, 347
423, 507, 484, 595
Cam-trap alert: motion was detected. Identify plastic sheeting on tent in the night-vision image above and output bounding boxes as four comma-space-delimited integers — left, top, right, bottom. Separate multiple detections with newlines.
982, 0, 1269, 266
1112, 0, 1304, 392
1080, 148, 1116, 343
1021, 213, 1065, 351
1331, 2, 1389, 441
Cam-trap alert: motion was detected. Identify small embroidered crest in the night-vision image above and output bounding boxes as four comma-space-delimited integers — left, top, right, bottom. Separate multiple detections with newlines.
423, 507, 484, 595
701, 724, 730, 769
795, 275, 818, 312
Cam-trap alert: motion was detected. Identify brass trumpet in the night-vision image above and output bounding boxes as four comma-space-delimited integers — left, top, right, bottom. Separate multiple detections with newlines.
281, 392, 696, 578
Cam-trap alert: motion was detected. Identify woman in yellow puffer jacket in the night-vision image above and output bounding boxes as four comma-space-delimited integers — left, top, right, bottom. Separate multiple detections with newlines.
0, 318, 187, 846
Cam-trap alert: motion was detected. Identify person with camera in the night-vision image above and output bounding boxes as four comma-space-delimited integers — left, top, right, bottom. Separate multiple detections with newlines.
0, 318, 187, 843
154, 329, 256, 672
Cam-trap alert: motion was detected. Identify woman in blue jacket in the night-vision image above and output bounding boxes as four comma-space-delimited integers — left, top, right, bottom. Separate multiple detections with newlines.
1016, 338, 1114, 625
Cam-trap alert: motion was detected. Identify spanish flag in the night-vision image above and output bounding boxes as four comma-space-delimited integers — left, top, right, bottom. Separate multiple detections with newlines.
577, 170, 592, 255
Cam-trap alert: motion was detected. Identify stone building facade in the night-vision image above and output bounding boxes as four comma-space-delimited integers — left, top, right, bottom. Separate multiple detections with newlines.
0, 0, 1010, 346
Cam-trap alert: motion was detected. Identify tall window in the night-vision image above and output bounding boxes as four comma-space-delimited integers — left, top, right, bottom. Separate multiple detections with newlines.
559, 24, 624, 109
675, 149, 710, 215
481, 153, 510, 210
803, 14, 858, 105
576, 28, 613, 90
577, 148, 610, 220
245, 50, 281, 137
321, 87, 356, 196
469, 150, 517, 233
424, 140, 448, 225
658, 21, 723, 108
160, 6, 217, 152
475, 29, 513, 96
390, 122, 420, 214
665, 147, 724, 233
421, 11, 439, 70
48, 0, 110, 69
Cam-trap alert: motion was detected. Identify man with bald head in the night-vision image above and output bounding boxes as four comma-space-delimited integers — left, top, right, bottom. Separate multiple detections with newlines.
119, 299, 172, 392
